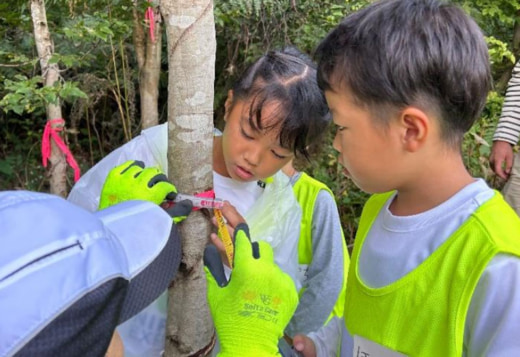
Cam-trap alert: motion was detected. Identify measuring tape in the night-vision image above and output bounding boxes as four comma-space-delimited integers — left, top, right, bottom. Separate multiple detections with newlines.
214, 208, 234, 268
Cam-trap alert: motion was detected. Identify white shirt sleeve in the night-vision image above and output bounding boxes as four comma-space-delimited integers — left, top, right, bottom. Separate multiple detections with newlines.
307, 317, 344, 357
286, 190, 346, 336
463, 254, 520, 356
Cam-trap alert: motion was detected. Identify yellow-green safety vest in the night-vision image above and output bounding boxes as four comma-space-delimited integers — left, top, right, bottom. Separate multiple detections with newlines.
345, 191, 520, 356
292, 172, 350, 322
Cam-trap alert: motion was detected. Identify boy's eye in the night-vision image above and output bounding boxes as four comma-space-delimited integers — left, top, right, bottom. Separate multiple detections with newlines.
271, 149, 288, 160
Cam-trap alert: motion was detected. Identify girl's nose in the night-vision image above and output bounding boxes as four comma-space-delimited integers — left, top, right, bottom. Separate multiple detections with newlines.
244, 145, 262, 166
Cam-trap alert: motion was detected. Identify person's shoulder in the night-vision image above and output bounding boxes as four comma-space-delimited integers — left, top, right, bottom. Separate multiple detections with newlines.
466, 190, 520, 255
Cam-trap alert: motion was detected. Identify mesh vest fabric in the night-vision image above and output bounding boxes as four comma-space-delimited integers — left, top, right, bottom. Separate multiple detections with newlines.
292, 172, 349, 321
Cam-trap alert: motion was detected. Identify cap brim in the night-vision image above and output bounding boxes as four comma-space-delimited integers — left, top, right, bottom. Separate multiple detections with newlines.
0, 191, 181, 356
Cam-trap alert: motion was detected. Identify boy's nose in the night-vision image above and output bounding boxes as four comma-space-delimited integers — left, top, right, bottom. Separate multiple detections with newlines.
333, 131, 342, 153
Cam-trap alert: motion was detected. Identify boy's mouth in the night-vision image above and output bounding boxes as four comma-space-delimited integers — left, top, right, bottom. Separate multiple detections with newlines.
338, 159, 350, 177
235, 165, 254, 180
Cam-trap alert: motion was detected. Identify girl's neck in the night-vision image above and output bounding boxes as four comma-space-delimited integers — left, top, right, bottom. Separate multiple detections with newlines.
281, 163, 298, 178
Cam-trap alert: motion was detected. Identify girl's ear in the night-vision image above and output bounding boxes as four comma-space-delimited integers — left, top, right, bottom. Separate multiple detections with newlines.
400, 107, 429, 152
224, 90, 234, 121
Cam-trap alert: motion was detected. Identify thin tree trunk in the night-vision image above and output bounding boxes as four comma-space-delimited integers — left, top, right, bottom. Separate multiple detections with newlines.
133, 1, 162, 129
31, 0, 68, 197
513, 10, 520, 57
161, 1, 216, 355
133, 2, 146, 69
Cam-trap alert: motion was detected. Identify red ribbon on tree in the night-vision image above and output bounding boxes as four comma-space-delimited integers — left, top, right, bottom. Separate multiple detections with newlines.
144, 6, 156, 43
41, 118, 81, 182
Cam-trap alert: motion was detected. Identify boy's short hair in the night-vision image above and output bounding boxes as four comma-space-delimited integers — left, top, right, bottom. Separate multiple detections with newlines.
315, 0, 491, 147
233, 47, 330, 160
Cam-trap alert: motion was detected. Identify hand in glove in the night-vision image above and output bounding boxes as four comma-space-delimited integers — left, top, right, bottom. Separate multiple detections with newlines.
99, 160, 192, 223
204, 223, 299, 357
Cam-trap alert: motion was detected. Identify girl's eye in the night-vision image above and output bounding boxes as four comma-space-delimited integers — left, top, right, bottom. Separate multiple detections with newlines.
337, 126, 347, 132
240, 126, 254, 140
271, 150, 288, 160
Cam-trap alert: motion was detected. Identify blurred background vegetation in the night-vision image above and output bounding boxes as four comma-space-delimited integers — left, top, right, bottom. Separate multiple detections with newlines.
1, 0, 520, 245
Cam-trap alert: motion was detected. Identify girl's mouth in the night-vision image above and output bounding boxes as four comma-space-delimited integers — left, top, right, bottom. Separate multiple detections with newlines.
235, 165, 254, 180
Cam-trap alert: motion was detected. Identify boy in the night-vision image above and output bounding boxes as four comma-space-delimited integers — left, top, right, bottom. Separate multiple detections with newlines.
292, 0, 520, 355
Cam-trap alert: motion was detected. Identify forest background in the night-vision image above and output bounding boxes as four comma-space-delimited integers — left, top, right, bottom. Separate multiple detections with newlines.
1, 0, 519, 247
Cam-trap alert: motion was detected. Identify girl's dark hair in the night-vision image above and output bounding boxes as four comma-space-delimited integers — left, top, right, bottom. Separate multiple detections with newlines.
232, 46, 330, 160
315, 0, 491, 148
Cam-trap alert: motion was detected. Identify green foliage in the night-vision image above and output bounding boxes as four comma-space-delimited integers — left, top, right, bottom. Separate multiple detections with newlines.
486, 36, 516, 66
2, 0, 520, 239
0, 113, 48, 191
1, 0, 139, 191
213, 0, 349, 124
0, 75, 49, 115
61, 12, 131, 43
0, 75, 87, 115
462, 90, 506, 191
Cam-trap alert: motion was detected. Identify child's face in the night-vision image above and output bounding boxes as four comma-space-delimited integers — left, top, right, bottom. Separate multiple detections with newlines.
325, 87, 405, 194
221, 99, 294, 182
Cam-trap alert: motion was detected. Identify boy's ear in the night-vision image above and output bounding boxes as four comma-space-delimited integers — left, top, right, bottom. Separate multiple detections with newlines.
399, 107, 429, 152
224, 90, 234, 121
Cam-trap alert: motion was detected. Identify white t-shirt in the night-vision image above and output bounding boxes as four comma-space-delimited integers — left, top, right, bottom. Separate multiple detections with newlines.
308, 179, 520, 356
213, 171, 264, 216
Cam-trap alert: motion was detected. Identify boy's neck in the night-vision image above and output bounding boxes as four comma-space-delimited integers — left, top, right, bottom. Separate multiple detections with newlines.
389, 155, 475, 216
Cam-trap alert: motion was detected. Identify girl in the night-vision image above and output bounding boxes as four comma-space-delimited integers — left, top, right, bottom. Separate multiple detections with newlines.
68, 46, 331, 356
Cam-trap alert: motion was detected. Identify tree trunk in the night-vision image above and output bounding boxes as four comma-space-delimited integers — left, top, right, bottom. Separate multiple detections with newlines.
513, 10, 520, 57
161, 1, 216, 356
31, 0, 68, 197
133, 1, 162, 129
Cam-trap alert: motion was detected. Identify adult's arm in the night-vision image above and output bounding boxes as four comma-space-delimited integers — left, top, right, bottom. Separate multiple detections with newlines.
491, 62, 520, 179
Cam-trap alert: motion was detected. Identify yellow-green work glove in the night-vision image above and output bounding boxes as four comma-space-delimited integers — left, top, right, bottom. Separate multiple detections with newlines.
204, 223, 298, 357
99, 160, 192, 223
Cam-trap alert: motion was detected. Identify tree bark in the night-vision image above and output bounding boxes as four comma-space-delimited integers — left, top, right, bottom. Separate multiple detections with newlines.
161, 1, 216, 356
133, 1, 162, 129
132, 2, 146, 70
31, 0, 68, 197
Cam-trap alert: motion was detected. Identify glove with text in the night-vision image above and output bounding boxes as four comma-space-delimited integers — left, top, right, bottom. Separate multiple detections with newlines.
204, 223, 298, 356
